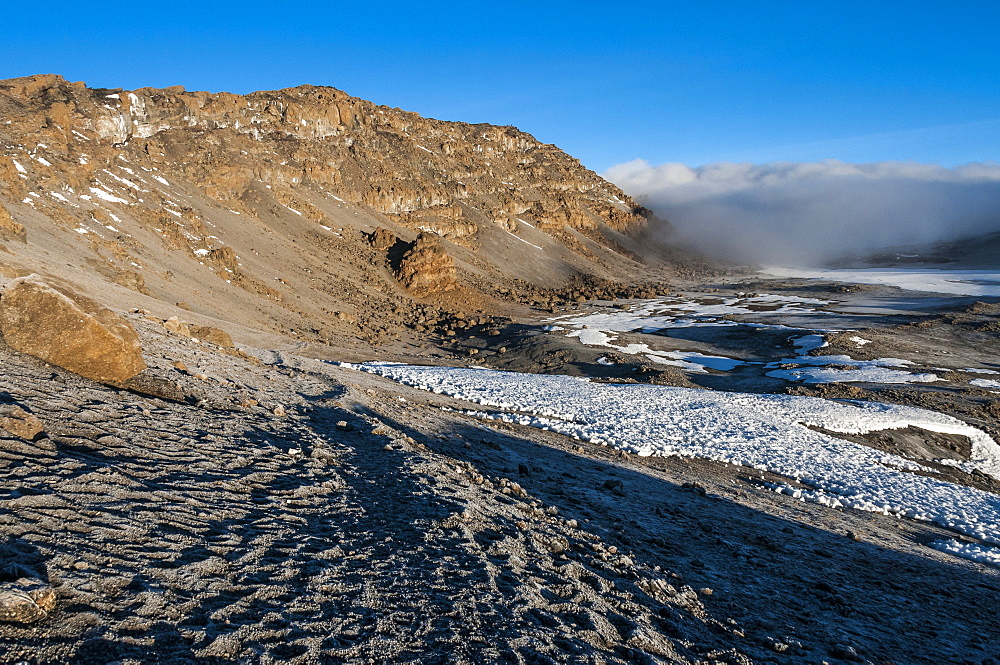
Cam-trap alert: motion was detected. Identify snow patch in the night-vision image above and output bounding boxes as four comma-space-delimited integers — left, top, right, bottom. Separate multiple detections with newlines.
970, 378, 1000, 390
928, 540, 1000, 566
792, 334, 827, 353
89, 187, 129, 204
339, 363, 1000, 550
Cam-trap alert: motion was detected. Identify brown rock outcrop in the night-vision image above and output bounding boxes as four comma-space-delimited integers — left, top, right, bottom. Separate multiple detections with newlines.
0, 74, 692, 341
190, 324, 234, 348
368, 227, 400, 252
0, 202, 26, 243
0, 74, 649, 252
395, 234, 458, 297
0, 276, 146, 385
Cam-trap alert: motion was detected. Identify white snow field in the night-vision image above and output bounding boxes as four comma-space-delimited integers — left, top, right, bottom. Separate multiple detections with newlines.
341, 362, 1000, 563
761, 267, 1000, 297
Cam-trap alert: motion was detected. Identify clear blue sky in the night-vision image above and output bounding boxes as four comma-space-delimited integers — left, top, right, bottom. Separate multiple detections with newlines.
3, 1, 998, 172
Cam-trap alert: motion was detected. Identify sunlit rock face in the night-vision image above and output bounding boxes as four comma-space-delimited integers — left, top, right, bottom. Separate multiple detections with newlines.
0, 74, 649, 244
0, 74, 680, 347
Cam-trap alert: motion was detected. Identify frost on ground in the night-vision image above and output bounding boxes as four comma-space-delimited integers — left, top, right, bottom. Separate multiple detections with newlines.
342, 363, 1000, 554
767, 334, 940, 384
555, 293, 830, 333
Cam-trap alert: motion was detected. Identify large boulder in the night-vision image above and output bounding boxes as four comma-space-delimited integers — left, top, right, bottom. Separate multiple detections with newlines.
0, 276, 146, 385
395, 233, 458, 297
189, 324, 234, 348
0, 579, 56, 623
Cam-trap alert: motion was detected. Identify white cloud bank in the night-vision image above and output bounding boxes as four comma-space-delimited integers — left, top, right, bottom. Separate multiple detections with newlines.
604, 159, 1000, 266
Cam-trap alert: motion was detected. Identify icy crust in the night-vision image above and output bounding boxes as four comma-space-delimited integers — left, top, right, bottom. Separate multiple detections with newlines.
970, 378, 1000, 390
341, 363, 1000, 548
768, 334, 940, 384
928, 540, 1000, 566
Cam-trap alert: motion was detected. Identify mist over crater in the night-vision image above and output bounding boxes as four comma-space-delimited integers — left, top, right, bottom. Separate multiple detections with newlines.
605, 159, 1000, 267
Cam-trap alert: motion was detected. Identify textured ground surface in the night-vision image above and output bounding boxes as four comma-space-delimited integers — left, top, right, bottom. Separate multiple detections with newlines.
2, 313, 1000, 664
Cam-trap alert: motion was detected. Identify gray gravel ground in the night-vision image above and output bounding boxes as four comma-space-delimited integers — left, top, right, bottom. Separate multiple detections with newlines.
1, 312, 999, 664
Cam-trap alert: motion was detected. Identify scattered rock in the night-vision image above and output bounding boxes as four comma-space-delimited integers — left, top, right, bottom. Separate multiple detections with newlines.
189, 324, 234, 348
0, 404, 45, 441
544, 536, 570, 553
162, 316, 191, 337
830, 644, 863, 662
0, 579, 56, 623
336, 420, 354, 432
208, 246, 240, 272
0, 275, 146, 385
119, 373, 194, 403
368, 227, 399, 252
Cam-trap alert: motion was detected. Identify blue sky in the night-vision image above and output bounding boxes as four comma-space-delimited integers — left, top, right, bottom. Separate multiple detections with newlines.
2, 1, 998, 172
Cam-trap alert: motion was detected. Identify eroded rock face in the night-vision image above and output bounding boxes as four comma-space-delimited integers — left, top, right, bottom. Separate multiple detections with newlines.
0, 202, 26, 243
0, 276, 146, 385
0, 74, 650, 254
368, 227, 400, 252
395, 234, 458, 297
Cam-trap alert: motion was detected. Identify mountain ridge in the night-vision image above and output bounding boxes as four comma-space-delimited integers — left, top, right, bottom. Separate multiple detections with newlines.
0, 73, 701, 351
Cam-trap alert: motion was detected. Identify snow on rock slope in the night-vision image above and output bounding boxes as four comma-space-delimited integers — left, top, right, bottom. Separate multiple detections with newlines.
342, 363, 1000, 549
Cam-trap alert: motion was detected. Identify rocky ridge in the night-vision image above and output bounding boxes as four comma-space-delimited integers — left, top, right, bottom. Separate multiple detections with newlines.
0, 74, 703, 350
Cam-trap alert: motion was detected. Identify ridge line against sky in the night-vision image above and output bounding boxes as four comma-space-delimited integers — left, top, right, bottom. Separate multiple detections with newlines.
1, 0, 997, 172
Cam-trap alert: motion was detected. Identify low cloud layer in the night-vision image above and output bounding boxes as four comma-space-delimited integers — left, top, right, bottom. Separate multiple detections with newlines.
604, 159, 1000, 266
